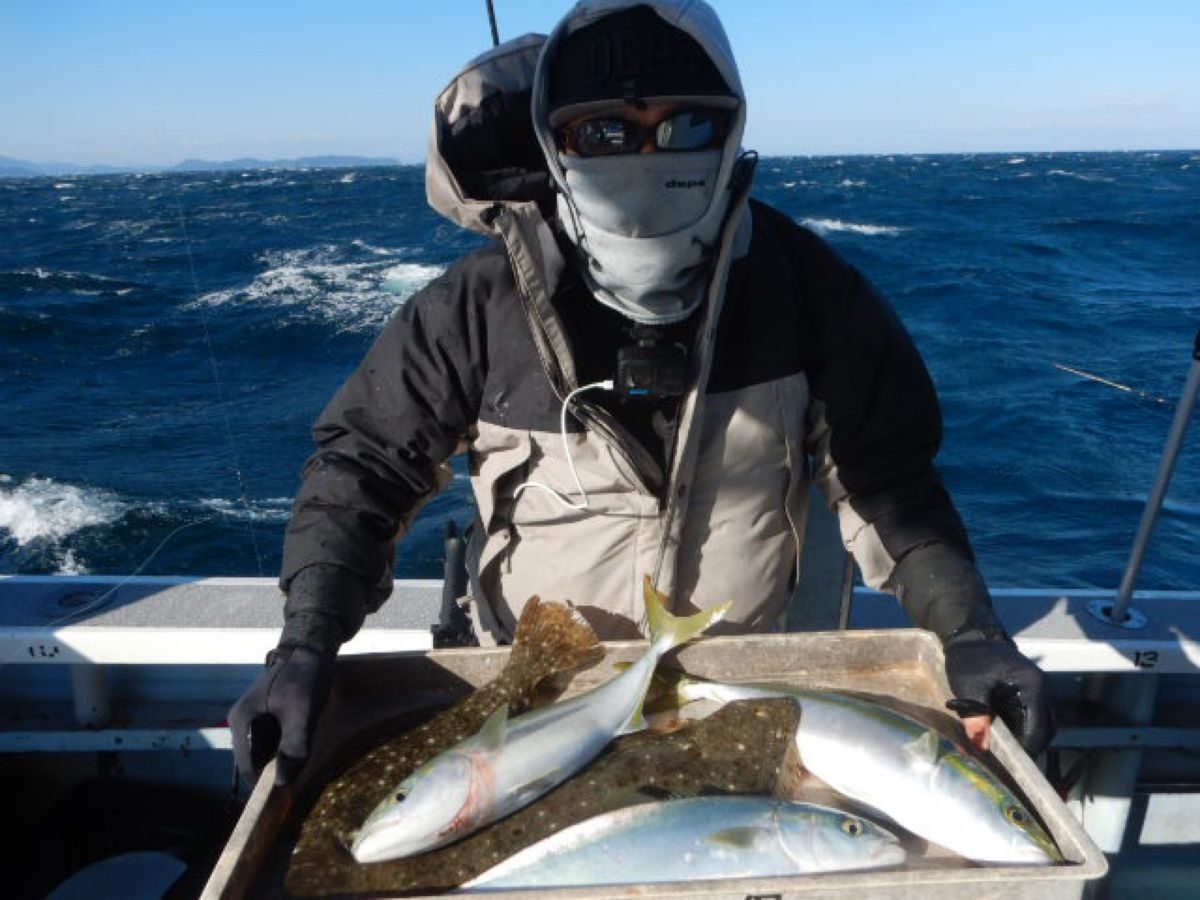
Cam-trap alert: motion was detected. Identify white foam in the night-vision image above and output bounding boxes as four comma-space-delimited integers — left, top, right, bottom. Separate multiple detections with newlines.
190, 245, 446, 332
339, 172, 357, 184
1047, 169, 1115, 183
1008, 157, 1027, 165
839, 179, 866, 188
800, 218, 906, 237
200, 497, 292, 523
57, 549, 88, 575
351, 239, 403, 256
382, 263, 443, 296
0, 476, 127, 546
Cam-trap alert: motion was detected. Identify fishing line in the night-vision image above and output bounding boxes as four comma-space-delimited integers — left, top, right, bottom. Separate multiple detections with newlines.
0, 515, 218, 673
1052, 362, 1170, 406
173, 194, 267, 577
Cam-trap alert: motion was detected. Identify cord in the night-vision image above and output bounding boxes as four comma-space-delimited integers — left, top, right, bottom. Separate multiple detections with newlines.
513, 380, 614, 511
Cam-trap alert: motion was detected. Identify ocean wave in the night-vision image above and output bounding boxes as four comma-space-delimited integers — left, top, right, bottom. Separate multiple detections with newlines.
0, 268, 143, 298
799, 217, 906, 237
839, 179, 867, 188
189, 245, 445, 332
1047, 169, 1116, 183
0, 475, 128, 546
199, 497, 292, 522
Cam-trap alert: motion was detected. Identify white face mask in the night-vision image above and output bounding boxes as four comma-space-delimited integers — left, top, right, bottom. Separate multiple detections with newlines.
557, 148, 729, 324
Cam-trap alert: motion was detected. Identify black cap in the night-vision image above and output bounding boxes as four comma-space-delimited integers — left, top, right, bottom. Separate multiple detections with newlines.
547, 6, 732, 124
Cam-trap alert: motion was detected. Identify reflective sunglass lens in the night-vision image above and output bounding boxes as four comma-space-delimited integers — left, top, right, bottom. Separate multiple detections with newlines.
577, 119, 640, 156
656, 112, 718, 152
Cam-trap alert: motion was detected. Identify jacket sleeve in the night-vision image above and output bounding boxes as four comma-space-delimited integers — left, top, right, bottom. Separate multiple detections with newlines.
793, 227, 1003, 639
278, 252, 491, 633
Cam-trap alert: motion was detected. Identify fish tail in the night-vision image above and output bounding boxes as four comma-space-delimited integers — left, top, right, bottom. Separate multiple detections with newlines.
643, 575, 730, 651
506, 596, 603, 687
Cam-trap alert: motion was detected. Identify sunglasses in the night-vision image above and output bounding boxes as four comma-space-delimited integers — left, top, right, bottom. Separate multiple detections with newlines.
557, 109, 728, 157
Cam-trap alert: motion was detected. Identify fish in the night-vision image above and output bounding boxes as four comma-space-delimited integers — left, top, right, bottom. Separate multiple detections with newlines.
350, 577, 730, 864
460, 796, 906, 891
288, 698, 801, 896
669, 673, 1063, 865
285, 594, 604, 896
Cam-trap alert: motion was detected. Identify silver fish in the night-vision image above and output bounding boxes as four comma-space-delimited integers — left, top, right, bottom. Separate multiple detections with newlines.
461, 796, 905, 890
351, 577, 729, 864
673, 675, 1062, 865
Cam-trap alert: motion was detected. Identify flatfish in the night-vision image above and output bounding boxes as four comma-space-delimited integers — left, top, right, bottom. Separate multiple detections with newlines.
285, 596, 603, 896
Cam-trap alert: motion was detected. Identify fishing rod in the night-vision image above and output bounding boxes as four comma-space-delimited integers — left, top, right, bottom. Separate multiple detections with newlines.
1093, 329, 1200, 628
485, 0, 501, 47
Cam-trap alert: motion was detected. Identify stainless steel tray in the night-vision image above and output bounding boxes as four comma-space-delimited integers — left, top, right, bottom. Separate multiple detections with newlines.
204, 630, 1107, 899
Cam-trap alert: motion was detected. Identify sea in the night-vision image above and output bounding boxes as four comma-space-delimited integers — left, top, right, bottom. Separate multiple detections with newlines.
1, 152, 1198, 592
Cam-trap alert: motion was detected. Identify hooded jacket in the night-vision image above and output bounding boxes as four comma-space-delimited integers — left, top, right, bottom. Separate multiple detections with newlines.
279, 2, 989, 646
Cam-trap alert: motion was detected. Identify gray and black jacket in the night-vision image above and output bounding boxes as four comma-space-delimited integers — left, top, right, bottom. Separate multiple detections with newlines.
279, 30, 994, 648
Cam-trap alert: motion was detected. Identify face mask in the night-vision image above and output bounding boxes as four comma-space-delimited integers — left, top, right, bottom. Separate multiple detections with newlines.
557, 149, 728, 324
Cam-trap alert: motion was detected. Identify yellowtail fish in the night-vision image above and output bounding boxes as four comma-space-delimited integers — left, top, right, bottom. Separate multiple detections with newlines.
288, 699, 800, 896
286, 595, 603, 894
461, 797, 906, 891
350, 577, 730, 864
671, 674, 1062, 865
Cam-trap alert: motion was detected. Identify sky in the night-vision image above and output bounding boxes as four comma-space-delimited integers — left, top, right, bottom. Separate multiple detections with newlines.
2, 0, 1198, 166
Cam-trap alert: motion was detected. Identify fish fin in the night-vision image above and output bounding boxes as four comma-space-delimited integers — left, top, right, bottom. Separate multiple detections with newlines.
902, 730, 942, 769
642, 575, 730, 650
708, 826, 772, 849
476, 704, 510, 751
618, 701, 648, 735
595, 785, 671, 813
513, 775, 562, 807
506, 595, 603, 689
644, 665, 713, 714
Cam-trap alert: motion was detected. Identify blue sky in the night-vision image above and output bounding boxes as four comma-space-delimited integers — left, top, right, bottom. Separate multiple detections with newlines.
2, 0, 1197, 165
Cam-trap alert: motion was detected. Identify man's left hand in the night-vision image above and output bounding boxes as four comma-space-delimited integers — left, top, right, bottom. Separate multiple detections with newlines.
942, 632, 1054, 757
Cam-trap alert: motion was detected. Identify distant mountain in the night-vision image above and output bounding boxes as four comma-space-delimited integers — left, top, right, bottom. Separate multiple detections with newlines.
0, 156, 133, 177
0, 154, 405, 178
169, 154, 401, 173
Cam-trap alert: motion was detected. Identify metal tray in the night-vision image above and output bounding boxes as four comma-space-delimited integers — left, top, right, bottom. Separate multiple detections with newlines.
203, 630, 1107, 899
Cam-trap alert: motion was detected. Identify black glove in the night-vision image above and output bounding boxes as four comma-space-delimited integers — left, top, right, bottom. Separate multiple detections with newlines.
227, 563, 373, 786
891, 542, 1055, 757
229, 644, 334, 787
943, 630, 1055, 757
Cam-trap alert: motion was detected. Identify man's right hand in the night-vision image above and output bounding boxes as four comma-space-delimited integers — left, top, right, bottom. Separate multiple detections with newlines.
228, 645, 334, 787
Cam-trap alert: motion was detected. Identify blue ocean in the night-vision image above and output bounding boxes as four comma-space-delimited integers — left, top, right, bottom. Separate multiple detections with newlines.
2, 152, 1197, 591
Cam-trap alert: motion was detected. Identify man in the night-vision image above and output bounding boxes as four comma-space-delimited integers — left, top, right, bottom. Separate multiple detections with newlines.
230, 0, 1052, 787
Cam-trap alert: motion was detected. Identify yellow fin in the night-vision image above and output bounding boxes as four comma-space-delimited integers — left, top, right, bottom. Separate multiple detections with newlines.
642, 575, 730, 649
475, 704, 510, 751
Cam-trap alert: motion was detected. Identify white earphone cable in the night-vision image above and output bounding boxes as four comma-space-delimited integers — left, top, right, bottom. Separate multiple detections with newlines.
513, 379, 614, 511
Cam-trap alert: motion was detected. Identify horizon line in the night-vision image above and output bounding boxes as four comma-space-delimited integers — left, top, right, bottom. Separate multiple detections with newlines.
3, 145, 1198, 177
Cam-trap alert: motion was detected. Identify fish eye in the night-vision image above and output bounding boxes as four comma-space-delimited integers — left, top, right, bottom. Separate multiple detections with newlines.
1005, 804, 1029, 825
841, 818, 864, 837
